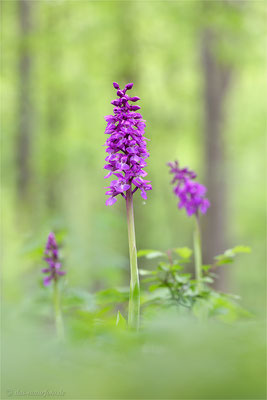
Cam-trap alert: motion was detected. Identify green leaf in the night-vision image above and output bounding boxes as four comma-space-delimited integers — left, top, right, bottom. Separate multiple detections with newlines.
202, 264, 212, 272
214, 245, 251, 266
96, 288, 129, 305
193, 298, 213, 320
202, 276, 214, 284
139, 269, 154, 276
170, 264, 183, 272
63, 289, 96, 311
116, 310, 127, 329
208, 292, 252, 322
149, 283, 164, 292
137, 249, 165, 259
175, 273, 191, 284
157, 262, 170, 271
174, 247, 192, 259
214, 254, 234, 265
232, 245, 251, 254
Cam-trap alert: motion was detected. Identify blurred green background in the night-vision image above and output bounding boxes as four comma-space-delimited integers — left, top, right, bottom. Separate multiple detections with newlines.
2, 1, 266, 312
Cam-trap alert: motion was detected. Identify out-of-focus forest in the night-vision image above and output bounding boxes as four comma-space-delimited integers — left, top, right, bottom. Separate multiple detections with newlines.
2, 0, 266, 315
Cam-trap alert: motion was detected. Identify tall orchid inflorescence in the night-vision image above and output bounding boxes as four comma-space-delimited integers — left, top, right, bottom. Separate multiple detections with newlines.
42, 232, 65, 286
168, 161, 210, 217
168, 160, 210, 287
104, 82, 151, 330
42, 232, 65, 339
104, 82, 152, 206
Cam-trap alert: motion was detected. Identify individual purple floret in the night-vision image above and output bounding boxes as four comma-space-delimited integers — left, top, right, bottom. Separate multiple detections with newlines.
42, 232, 66, 286
104, 82, 152, 206
168, 160, 210, 217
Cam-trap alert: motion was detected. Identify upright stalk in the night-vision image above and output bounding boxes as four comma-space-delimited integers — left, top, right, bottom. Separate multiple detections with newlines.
194, 214, 203, 289
126, 188, 140, 330
53, 279, 64, 340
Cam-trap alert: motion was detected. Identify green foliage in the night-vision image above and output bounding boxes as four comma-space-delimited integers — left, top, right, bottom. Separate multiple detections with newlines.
139, 246, 251, 322
116, 310, 127, 329
62, 288, 96, 312
96, 287, 129, 305
214, 245, 251, 266
173, 247, 192, 259
137, 249, 166, 259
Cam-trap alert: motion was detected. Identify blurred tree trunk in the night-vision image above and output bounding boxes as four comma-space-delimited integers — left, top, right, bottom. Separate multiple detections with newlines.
43, 2, 70, 212
201, 9, 233, 289
45, 5, 63, 211
16, 0, 34, 202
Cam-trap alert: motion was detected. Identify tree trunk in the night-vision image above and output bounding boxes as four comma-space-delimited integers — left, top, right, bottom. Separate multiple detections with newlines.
45, 4, 64, 211
16, 0, 33, 202
201, 26, 233, 290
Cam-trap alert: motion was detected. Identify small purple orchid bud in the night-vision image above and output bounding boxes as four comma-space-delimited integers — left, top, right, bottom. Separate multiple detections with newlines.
111, 99, 120, 106
113, 82, 120, 89
117, 90, 124, 97
125, 83, 134, 91
132, 112, 142, 119
106, 197, 117, 206
130, 105, 141, 111
129, 96, 140, 102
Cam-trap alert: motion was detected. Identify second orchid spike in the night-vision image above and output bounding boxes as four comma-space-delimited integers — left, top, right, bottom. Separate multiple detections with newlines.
167, 161, 210, 216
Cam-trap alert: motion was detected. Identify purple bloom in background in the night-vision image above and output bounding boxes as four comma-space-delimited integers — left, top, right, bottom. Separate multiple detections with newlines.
104, 82, 152, 205
42, 232, 66, 286
168, 160, 210, 217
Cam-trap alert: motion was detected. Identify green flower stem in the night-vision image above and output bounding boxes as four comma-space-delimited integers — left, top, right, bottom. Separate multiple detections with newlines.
194, 214, 203, 289
126, 188, 140, 330
53, 279, 64, 340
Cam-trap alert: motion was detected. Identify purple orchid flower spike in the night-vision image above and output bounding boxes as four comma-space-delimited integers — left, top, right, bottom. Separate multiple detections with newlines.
167, 161, 210, 217
42, 232, 66, 286
42, 232, 65, 339
104, 82, 152, 330
104, 82, 152, 206
168, 160, 210, 288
